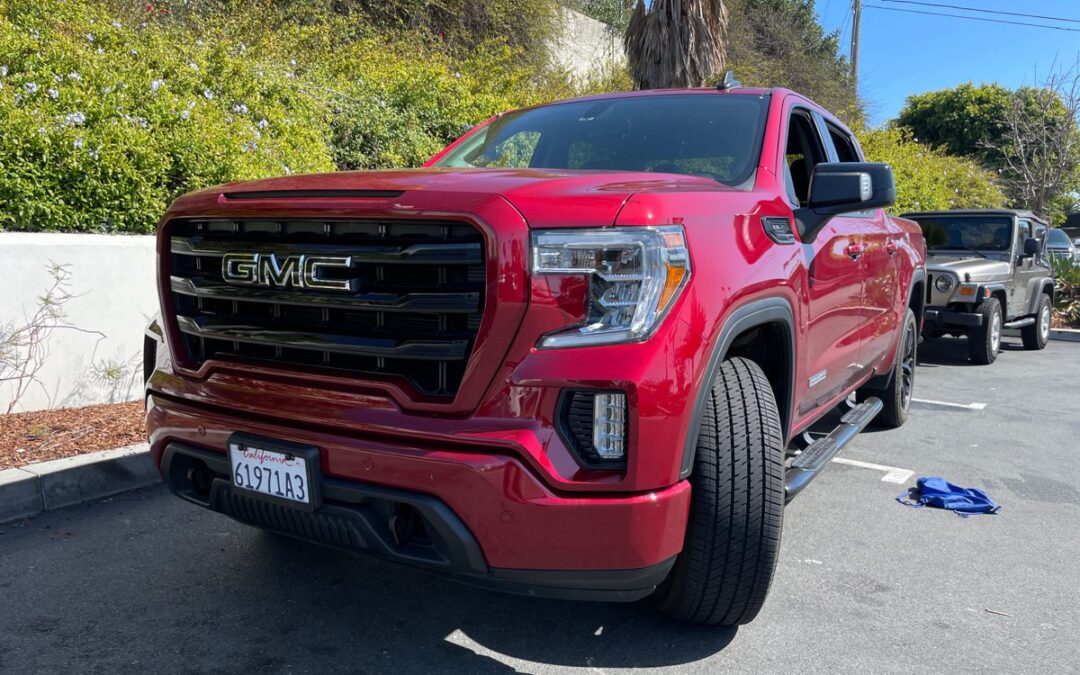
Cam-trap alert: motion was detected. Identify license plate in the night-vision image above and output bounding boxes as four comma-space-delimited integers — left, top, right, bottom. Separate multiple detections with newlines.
228, 435, 320, 509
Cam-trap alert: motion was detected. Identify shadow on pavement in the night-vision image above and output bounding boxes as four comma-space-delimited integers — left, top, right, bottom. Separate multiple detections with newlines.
917, 335, 1023, 367
184, 529, 737, 672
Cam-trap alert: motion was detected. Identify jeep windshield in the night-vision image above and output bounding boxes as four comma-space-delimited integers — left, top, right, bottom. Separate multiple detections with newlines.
915, 215, 1013, 252
434, 94, 769, 187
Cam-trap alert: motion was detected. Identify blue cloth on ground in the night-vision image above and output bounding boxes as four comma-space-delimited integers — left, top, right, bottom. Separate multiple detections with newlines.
896, 476, 1000, 517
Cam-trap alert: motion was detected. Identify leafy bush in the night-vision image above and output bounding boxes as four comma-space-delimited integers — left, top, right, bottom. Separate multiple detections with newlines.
0, 0, 333, 233
860, 127, 1006, 215
0, 0, 597, 234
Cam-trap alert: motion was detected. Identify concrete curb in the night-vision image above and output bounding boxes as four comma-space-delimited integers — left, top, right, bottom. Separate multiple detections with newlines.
1050, 328, 1080, 343
0, 443, 159, 524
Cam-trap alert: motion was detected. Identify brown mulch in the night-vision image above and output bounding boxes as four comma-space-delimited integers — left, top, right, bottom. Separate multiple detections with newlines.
1052, 315, 1079, 330
0, 401, 145, 471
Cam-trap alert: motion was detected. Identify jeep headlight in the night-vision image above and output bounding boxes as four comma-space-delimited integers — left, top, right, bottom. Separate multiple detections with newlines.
531, 226, 691, 348
935, 274, 957, 294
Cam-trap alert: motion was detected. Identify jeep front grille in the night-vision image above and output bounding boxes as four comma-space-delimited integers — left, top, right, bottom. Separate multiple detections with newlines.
166, 219, 486, 397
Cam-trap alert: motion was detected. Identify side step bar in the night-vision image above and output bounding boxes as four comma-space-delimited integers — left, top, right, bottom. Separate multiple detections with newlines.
1003, 317, 1035, 329
784, 397, 883, 503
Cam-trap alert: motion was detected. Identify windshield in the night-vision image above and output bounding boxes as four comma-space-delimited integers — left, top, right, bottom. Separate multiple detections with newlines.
434, 94, 769, 187
915, 215, 1014, 252
1047, 228, 1072, 248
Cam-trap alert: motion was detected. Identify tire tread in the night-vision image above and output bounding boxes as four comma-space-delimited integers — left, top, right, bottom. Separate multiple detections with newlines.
655, 357, 784, 626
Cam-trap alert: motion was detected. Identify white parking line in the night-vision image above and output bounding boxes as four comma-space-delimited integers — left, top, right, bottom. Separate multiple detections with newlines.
912, 397, 987, 410
831, 457, 915, 484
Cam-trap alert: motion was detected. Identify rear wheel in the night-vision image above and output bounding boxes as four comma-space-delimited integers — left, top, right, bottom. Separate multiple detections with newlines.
968, 298, 1002, 365
654, 357, 784, 626
1021, 294, 1052, 350
859, 308, 916, 428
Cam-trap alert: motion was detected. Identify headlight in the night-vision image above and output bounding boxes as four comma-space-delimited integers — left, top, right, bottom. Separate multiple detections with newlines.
934, 274, 956, 293
531, 226, 691, 348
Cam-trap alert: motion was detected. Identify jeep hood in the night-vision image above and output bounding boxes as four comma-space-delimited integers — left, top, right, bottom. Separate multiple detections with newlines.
186, 168, 735, 229
926, 254, 1010, 282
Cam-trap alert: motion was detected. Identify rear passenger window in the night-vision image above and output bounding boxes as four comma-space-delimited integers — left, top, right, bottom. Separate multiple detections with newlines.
827, 126, 860, 163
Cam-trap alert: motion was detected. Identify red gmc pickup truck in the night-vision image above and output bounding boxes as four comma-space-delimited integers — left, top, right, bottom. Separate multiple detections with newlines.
145, 84, 926, 626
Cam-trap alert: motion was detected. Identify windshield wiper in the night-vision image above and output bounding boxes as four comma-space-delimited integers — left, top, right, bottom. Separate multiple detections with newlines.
932, 246, 989, 259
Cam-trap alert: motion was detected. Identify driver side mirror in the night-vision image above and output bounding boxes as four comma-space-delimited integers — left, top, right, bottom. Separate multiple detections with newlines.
1022, 237, 1040, 257
795, 162, 897, 242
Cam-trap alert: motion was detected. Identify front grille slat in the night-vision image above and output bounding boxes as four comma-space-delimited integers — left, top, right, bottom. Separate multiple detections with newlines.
171, 276, 480, 313
171, 237, 482, 265
175, 315, 469, 360
167, 218, 486, 397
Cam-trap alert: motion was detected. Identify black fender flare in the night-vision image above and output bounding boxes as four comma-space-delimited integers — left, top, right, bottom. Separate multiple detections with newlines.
979, 283, 1008, 302
907, 267, 927, 313
679, 297, 796, 479
1026, 276, 1055, 314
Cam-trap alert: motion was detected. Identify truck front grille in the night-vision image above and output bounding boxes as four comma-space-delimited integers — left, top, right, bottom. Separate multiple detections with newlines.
166, 218, 486, 397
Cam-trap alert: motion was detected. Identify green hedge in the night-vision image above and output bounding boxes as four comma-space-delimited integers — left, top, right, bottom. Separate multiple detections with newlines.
0, 0, 605, 234
860, 127, 1006, 214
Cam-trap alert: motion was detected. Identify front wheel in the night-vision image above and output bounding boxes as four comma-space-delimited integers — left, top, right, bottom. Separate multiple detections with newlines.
1021, 294, 1052, 350
968, 298, 1002, 365
653, 357, 784, 626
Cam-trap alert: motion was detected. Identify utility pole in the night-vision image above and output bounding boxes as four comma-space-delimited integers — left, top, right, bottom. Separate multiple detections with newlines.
851, 0, 862, 95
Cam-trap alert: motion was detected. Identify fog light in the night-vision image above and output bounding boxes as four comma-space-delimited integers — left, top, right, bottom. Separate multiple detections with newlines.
592, 393, 627, 460
558, 390, 628, 467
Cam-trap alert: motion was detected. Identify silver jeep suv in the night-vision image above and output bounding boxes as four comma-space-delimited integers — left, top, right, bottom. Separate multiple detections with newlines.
902, 209, 1054, 364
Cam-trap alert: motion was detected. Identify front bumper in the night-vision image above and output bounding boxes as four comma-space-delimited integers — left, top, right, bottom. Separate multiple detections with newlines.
924, 306, 984, 328
147, 395, 689, 601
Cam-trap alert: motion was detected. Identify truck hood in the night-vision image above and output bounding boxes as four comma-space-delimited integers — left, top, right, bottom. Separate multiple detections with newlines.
193, 168, 735, 229
926, 254, 1010, 282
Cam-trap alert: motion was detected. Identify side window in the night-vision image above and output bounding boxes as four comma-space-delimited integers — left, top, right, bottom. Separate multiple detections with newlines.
1033, 222, 1047, 245
827, 125, 860, 163
784, 111, 827, 207
1018, 220, 1032, 246
1017, 220, 1033, 259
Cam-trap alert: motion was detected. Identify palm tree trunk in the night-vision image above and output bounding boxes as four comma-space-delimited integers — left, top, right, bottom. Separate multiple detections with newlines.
624, 0, 729, 90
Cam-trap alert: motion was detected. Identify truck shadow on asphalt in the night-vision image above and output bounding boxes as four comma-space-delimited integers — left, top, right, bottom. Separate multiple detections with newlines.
224, 530, 738, 672
917, 336, 1024, 367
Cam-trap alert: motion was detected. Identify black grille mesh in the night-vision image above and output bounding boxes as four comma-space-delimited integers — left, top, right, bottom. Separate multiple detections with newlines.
166, 218, 486, 396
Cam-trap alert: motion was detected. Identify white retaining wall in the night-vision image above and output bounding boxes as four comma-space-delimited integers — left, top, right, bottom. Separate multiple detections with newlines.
549, 7, 626, 83
0, 233, 157, 413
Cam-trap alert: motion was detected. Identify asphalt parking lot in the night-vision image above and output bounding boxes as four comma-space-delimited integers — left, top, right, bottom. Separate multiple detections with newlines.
1, 335, 1078, 674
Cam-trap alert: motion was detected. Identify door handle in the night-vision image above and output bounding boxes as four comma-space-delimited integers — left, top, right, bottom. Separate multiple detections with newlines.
844, 243, 863, 260
886, 240, 898, 256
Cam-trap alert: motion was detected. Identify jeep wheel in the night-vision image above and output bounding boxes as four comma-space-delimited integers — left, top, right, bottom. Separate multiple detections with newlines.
654, 357, 784, 626
859, 308, 916, 428
1021, 294, 1052, 351
968, 297, 1002, 365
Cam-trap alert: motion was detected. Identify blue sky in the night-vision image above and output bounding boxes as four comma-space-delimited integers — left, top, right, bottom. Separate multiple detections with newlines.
813, 0, 1080, 125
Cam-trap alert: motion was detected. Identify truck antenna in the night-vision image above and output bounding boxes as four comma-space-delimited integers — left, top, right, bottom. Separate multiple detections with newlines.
716, 71, 741, 91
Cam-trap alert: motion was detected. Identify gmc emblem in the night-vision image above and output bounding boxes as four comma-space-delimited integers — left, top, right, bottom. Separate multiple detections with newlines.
221, 252, 354, 291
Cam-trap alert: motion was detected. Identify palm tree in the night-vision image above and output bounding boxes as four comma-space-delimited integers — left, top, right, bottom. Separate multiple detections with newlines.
623, 0, 729, 90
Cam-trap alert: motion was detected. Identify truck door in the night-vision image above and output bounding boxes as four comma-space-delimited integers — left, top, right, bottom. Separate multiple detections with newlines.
821, 120, 901, 375
784, 107, 865, 417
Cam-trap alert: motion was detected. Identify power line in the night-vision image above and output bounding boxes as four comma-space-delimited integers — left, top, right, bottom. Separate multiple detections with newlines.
882, 0, 1080, 25
864, 5, 1080, 33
